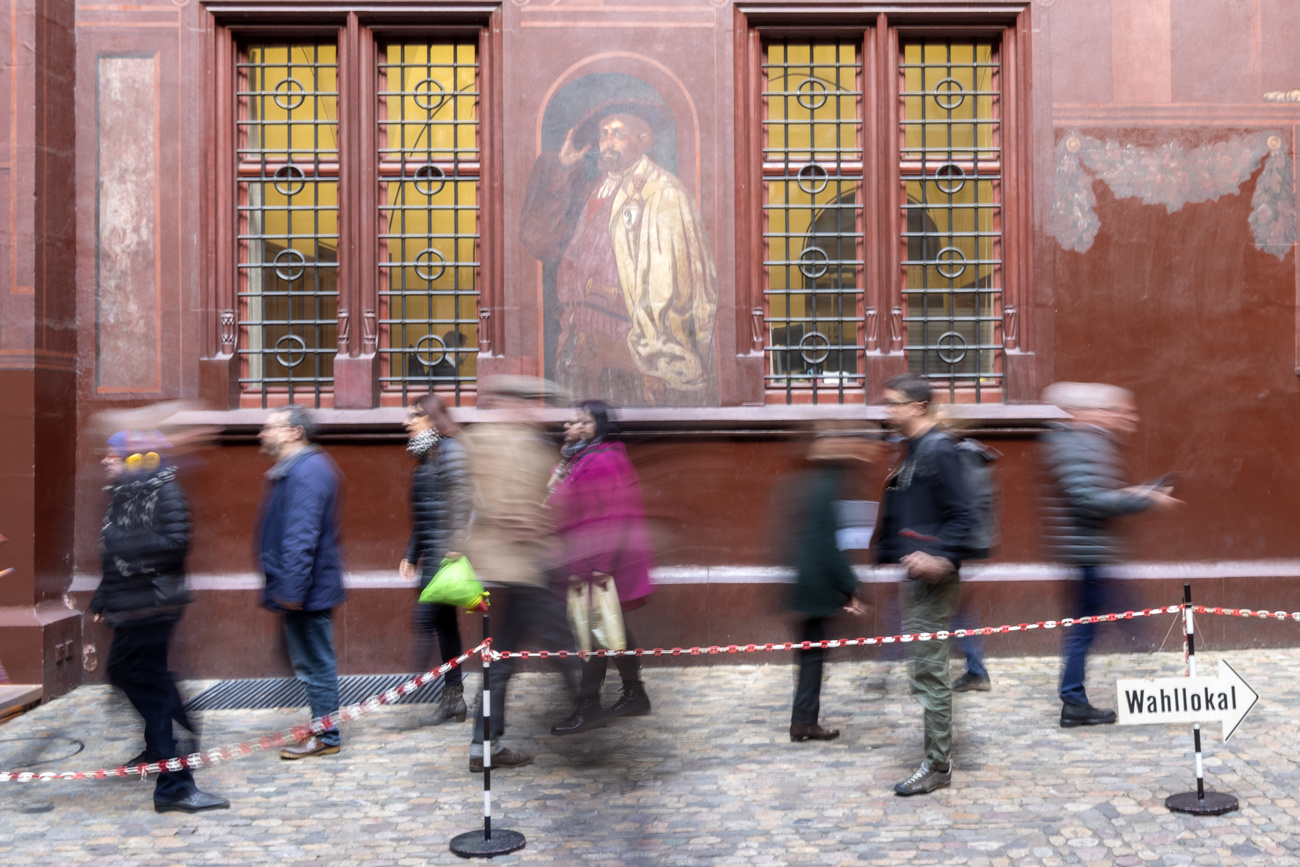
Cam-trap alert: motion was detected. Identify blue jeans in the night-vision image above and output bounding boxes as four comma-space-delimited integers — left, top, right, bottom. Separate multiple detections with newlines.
1059, 566, 1107, 706
284, 609, 341, 746
950, 607, 987, 679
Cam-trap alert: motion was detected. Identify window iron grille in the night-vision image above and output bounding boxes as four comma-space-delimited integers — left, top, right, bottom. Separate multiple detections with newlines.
899, 40, 1003, 403
236, 43, 340, 408
761, 39, 866, 404
377, 41, 481, 405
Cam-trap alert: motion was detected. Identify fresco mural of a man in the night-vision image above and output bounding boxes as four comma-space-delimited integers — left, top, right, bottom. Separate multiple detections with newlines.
521, 98, 718, 407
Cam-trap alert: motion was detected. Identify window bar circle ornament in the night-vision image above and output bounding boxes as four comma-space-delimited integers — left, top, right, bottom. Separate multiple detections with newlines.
798, 246, 830, 280
799, 330, 832, 366
932, 77, 966, 111
272, 248, 307, 282
273, 333, 309, 370
413, 164, 446, 197
933, 162, 966, 195
414, 333, 449, 369
414, 247, 447, 282
935, 331, 968, 366
273, 164, 306, 197
796, 162, 830, 195
795, 77, 829, 111
413, 78, 448, 112
933, 246, 967, 280
273, 78, 306, 111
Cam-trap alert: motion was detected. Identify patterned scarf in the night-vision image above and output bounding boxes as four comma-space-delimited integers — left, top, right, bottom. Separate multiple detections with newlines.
547, 437, 606, 499
407, 428, 441, 458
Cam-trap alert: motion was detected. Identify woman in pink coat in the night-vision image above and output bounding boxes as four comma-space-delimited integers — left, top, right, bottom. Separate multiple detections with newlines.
548, 400, 656, 734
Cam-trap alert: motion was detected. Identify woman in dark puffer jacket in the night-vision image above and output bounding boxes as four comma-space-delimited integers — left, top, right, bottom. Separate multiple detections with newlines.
399, 393, 472, 724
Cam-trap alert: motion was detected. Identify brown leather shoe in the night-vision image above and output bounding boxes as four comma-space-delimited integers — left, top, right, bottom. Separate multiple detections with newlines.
789, 723, 840, 742
279, 736, 340, 760
469, 746, 533, 773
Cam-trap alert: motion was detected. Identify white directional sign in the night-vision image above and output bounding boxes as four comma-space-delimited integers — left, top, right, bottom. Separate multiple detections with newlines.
1116, 660, 1258, 741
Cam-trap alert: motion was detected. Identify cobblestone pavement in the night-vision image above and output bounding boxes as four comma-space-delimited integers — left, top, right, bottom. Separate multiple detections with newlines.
2, 646, 1299, 866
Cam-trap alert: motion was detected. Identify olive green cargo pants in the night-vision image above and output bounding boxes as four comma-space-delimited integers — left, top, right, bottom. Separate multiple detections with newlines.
902, 572, 961, 772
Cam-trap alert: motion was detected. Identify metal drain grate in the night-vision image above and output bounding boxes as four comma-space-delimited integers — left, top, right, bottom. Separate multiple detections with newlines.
184, 673, 444, 712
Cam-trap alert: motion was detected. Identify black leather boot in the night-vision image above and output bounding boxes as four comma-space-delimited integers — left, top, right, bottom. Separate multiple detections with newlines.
606, 681, 651, 718
550, 697, 606, 735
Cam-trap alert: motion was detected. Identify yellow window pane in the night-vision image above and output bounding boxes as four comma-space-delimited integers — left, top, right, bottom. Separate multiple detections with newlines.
382, 42, 478, 162
244, 44, 338, 161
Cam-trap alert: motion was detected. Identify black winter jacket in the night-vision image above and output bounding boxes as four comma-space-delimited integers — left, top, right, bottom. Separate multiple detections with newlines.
875, 428, 977, 571
90, 466, 193, 627
1039, 423, 1151, 566
404, 437, 472, 588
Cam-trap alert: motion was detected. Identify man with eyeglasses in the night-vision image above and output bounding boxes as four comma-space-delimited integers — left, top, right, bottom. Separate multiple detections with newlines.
256, 405, 346, 760
874, 373, 977, 796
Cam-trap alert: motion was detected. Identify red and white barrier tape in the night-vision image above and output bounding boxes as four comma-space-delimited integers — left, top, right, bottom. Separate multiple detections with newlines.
0, 642, 488, 783
489, 603, 1192, 660
1194, 605, 1300, 622
4, 601, 1298, 783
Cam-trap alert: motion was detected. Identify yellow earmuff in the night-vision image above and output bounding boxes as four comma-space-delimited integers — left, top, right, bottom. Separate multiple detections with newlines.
123, 452, 160, 472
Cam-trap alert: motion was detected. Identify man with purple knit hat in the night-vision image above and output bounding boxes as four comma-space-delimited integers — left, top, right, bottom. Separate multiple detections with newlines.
91, 429, 229, 813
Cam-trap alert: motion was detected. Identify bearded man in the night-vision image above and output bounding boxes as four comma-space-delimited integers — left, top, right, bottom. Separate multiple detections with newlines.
521, 98, 717, 406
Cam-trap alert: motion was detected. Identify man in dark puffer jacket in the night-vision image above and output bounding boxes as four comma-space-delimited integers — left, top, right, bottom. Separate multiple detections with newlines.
1040, 383, 1179, 728
90, 430, 229, 813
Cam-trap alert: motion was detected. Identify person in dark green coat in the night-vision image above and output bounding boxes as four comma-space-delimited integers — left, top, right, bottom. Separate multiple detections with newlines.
787, 431, 883, 742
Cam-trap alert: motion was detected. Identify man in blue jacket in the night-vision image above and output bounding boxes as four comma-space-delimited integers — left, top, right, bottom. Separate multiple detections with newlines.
257, 405, 346, 759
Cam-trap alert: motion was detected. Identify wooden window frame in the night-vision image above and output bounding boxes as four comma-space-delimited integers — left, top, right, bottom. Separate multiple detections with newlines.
735, 2, 1039, 405
199, 4, 503, 410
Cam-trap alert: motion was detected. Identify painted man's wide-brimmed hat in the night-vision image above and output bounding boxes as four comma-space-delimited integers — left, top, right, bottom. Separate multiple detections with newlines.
571, 98, 673, 151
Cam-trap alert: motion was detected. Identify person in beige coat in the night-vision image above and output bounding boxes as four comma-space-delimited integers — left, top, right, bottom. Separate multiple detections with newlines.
464, 377, 583, 773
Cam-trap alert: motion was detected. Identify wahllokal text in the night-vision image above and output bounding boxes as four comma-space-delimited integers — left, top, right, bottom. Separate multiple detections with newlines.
1123, 685, 1239, 716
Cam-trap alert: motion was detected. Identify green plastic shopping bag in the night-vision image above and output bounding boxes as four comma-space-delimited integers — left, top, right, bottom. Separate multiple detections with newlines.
417, 556, 487, 611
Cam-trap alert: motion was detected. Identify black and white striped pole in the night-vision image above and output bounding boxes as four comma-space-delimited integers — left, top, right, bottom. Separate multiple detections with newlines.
1165, 583, 1238, 816
451, 600, 526, 857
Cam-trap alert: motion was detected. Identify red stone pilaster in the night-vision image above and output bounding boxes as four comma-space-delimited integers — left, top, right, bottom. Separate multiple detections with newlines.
0, 0, 82, 699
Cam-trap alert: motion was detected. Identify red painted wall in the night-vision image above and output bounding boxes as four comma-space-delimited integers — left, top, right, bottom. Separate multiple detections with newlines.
4, 0, 1300, 687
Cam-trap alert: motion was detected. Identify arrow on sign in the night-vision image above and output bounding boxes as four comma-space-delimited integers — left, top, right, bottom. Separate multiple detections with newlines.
1116, 660, 1258, 740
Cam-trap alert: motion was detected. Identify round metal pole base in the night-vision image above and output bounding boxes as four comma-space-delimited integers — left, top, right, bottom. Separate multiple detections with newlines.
450, 829, 526, 858
1166, 791, 1239, 816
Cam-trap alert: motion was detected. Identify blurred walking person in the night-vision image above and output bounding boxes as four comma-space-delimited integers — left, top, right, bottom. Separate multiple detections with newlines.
257, 405, 346, 759
548, 400, 656, 735
91, 430, 229, 813
399, 393, 471, 724
874, 374, 977, 796
463, 377, 583, 772
784, 429, 881, 743
949, 607, 991, 692
1040, 383, 1179, 727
